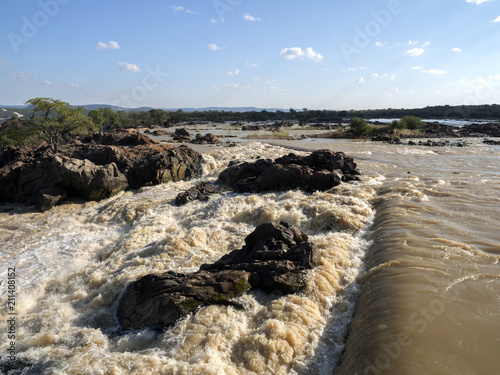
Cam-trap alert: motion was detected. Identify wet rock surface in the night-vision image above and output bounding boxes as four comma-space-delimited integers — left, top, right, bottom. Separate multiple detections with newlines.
117, 222, 320, 330
0, 131, 204, 210
216, 149, 360, 193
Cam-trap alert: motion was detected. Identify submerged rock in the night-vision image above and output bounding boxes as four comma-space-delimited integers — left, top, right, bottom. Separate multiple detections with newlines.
175, 182, 222, 206
117, 222, 320, 330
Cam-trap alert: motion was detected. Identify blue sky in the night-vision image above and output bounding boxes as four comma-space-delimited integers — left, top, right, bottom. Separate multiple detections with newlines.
1, 0, 499, 110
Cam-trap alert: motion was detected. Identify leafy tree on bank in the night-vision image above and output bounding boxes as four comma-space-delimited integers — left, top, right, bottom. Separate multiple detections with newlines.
25, 98, 97, 153
349, 118, 371, 135
88, 107, 121, 132
400, 115, 423, 130
0, 116, 41, 148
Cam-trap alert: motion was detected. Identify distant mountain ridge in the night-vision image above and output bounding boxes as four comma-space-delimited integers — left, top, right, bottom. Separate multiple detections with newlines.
1, 104, 286, 112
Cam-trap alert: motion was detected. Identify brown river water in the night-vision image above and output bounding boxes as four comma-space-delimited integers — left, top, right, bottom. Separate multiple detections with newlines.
1, 136, 499, 374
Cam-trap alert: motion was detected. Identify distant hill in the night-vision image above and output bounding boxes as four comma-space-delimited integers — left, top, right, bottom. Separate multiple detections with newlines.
0, 104, 285, 113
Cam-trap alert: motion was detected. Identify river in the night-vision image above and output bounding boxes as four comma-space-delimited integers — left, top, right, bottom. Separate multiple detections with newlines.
1, 136, 499, 374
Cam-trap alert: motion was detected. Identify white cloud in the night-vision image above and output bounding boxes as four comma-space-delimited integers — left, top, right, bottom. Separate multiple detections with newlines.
423, 68, 446, 75
404, 47, 425, 56
466, 0, 491, 4
223, 83, 239, 88
492, 16, 500, 22
172, 6, 200, 15
451, 47, 463, 52
244, 13, 261, 22
208, 43, 221, 51
489, 75, 500, 81
375, 42, 386, 47
209, 18, 217, 24
355, 77, 365, 84
227, 69, 240, 76
96, 41, 120, 50
390, 74, 396, 81
280, 47, 324, 62
412, 66, 424, 70
246, 60, 258, 68
370, 73, 379, 78
117, 62, 140, 72
360, 67, 368, 70
342, 68, 356, 72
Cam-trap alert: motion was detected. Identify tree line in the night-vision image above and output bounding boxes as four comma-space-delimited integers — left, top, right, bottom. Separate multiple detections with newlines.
1, 98, 499, 152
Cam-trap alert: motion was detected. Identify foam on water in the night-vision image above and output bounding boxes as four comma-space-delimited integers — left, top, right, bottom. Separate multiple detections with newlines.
0, 143, 377, 374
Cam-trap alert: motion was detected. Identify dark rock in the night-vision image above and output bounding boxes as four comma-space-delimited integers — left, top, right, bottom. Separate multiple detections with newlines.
72, 143, 204, 189
460, 123, 500, 137
483, 138, 500, 145
53, 156, 129, 201
82, 130, 158, 146
191, 133, 219, 144
117, 270, 251, 330
216, 149, 360, 193
173, 128, 191, 142
175, 182, 222, 206
0, 155, 129, 206
36, 187, 67, 212
0, 131, 204, 209
117, 222, 320, 330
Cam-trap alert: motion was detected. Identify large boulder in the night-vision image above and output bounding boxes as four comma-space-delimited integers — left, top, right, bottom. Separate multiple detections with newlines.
0, 131, 204, 210
173, 128, 191, 142
216, 149, 360, 193
117, 222, 320, 330
191, 133, 219, 144
0, 155, 129, 208
72, 143, 203, 189
82, 130, 158, 146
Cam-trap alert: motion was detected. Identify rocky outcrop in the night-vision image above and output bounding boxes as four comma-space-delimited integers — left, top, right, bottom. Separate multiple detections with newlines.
82, 129, 158, 146
117, 222, 320, 330
0, 155, 129, 209
216, 149, 360, 193
173, 128, 191, 142
191, 133, 219, 144
72, 143, 203, 189
460, 123, 500, 137
0, 131, 204, 210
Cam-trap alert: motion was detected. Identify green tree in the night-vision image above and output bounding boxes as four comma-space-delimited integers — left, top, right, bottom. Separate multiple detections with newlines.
400, 116, 423, 130
25, 97, 97, 153
88, 107, 120, 132
349, 118, 371, 135
0, 116, 41, 148
149, 109, 169, 126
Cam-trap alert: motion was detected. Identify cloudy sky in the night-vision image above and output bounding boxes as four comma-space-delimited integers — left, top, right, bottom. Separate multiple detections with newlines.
1, 0, 499, 109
